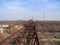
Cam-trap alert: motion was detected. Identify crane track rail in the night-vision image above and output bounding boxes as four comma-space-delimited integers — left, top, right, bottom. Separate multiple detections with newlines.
1, 26, 26, 45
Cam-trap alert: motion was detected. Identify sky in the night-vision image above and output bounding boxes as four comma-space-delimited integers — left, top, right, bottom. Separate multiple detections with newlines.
0, 0, 60, 20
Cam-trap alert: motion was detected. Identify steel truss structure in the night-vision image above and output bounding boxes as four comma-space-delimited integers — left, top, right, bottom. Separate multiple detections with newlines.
1, 20, 40, 45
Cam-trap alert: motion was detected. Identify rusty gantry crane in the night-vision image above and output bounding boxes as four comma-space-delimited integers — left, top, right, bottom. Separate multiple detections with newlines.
1, 20, 40, 45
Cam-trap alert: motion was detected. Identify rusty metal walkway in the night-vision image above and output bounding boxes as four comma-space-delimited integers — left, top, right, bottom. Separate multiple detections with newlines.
1, 20, 40, 45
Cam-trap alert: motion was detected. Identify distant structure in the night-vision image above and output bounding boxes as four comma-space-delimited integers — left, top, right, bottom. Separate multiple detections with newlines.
0, 24, 10, 37
0, 24, 9, 28
0, 28, 4, 36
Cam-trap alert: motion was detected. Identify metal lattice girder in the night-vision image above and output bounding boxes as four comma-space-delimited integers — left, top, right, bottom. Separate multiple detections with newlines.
24, 20, 40, 45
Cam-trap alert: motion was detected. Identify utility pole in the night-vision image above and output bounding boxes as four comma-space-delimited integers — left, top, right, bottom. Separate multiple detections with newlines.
43, 12, 44, 22
42, 11, 45, 34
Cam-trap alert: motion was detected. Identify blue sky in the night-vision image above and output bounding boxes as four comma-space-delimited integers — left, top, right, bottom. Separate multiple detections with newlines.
0, 0, 60, 20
